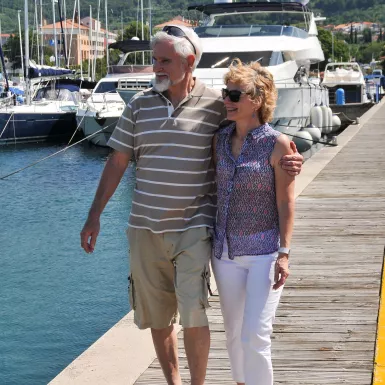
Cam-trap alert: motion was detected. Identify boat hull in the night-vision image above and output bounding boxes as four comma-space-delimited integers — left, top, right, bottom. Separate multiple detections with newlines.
272, 84, 329, 136
0, 112, 77, 144
77, 114, 119, 147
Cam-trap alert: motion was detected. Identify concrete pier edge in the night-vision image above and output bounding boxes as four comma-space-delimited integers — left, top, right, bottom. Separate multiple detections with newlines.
49, 100, 384, 385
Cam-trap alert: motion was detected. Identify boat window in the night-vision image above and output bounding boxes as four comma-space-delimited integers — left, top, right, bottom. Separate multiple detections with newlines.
93, 81, 118, 93
197, 52, 272, 68
34, 88, 76, 101
270, 52, 285, 66
195, 24, 308, 38
193, 10, 309, 38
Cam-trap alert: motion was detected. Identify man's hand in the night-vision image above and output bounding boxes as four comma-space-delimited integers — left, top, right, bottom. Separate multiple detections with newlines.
279, 141, 304, 176
80, 216, 100, 254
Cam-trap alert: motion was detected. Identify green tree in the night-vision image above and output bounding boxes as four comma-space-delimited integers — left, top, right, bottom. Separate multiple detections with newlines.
358, 41, 383, 63
317, 29, 349, 69
363, 28, 373, 43
3, 33, 54, 69
117, 21, 150, 41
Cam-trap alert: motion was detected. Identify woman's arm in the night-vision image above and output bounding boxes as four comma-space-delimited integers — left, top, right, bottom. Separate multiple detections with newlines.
271, 134, 296, 290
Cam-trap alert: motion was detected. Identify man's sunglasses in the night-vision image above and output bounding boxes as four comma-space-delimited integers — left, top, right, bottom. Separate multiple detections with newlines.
221, 88, 247, 103
162, 25, 197, 55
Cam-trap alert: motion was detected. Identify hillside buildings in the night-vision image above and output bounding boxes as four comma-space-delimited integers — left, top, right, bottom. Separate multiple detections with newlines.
41, 16, 117, 66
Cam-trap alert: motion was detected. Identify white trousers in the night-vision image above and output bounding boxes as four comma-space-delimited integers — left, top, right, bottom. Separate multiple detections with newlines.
211, 244, 283, 384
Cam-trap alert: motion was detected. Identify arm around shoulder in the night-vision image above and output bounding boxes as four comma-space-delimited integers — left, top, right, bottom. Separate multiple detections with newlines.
272, 134, 295, 250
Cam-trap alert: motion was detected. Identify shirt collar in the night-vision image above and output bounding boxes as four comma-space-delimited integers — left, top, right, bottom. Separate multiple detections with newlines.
219, 122, 269, 139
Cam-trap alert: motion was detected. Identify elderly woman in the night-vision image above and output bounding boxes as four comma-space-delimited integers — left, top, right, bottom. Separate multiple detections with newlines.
212, 59, 295, 385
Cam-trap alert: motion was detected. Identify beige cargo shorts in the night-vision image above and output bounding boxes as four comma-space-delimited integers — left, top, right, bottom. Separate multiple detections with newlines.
127, 226, 213, 330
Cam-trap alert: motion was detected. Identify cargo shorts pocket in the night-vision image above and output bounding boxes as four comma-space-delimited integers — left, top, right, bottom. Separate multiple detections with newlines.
200, 264, 212, 309
128, 274, 136, 310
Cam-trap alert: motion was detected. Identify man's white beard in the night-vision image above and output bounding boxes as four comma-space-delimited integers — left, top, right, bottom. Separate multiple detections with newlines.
153, 72, 186, 92
153, 76, 172, 92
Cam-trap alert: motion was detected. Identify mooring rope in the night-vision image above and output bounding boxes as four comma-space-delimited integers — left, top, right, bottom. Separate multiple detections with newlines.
0, 119, 118, 181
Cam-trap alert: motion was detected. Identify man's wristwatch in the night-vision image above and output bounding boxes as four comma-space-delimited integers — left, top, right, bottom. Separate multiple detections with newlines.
278, 247, 290, 255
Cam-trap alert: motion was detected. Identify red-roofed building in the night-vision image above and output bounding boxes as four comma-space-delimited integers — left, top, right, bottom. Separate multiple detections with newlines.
41, 17, 117, 65
334, 21, 381, 34
0, 33, 10, 45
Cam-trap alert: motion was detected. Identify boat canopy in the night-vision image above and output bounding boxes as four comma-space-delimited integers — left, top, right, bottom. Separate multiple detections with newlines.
108, 40, 151, 53
28, 61, 74, 78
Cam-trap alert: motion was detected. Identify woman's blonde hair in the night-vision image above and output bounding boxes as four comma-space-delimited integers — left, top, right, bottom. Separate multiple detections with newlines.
223, 59, 277, 124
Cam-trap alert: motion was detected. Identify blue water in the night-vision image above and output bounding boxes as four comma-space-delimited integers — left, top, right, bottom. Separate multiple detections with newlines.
0, 142, 135, 385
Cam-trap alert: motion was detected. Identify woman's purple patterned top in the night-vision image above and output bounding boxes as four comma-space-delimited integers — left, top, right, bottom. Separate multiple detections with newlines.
213, 122, 281, 260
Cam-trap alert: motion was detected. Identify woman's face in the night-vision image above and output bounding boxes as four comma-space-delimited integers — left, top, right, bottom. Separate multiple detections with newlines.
223, 81, 258, 122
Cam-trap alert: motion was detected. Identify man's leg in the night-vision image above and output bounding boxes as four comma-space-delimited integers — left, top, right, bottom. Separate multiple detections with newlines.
127, 228, 180, 383
151, 325, 181, 385
168, 227, 213, 385
184, 326, 210, 385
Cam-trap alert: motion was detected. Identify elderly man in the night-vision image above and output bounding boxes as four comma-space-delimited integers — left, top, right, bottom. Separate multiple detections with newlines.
81, 25, 303, 385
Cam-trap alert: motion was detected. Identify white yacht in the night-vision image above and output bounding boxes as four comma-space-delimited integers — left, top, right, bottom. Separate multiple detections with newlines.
189, 0, 329, 136
77, 48, 152, 147
117, 1, 330, 141
322, 62, 370, 104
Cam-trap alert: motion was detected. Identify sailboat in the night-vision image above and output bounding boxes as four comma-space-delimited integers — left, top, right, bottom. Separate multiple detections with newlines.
0, 0, 80, 144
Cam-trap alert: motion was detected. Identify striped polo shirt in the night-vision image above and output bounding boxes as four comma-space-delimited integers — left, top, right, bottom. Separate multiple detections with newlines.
107, 78, 227, 233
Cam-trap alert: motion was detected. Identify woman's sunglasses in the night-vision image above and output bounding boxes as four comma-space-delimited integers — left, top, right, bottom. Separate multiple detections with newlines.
221, 88, 247, 103
162, 25, 197, 55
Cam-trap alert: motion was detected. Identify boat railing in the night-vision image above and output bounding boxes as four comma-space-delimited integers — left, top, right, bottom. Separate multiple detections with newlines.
117, 78, 152, 91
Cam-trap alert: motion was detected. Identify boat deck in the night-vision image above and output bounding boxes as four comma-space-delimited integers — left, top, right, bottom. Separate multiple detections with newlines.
134, 103, 385, 384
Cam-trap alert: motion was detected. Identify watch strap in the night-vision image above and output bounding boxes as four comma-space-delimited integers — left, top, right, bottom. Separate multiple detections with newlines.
278, 247, 290, 255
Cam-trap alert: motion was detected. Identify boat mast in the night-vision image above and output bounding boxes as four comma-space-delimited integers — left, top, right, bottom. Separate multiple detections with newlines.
18, 10, 25, 82
105, 0, 109, 73
24, 0, 30, 104
34, 0, 40, 64
40, 0, 44, 65
63, 0, 68, 62
58, 0, 68, 66
141, 0, 144, 64
67, 0, 77, 67
93, 0, 101, 80
121, 10, 123, 40
52, 0, 58, 66
149, 0, 152, 39
77, 0, 82, 78
88, 5, 92, 80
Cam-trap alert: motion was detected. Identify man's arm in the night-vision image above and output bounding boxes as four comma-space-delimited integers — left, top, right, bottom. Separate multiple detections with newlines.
280, 141, 304, 176
80, 151, 131, 253
271, 135, 295, 290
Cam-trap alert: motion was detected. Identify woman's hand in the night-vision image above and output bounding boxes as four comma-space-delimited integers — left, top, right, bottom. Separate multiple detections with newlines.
273, 254, 290, 290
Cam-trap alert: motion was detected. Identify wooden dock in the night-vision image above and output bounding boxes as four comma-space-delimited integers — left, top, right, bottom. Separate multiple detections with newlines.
135, 103, 385, 384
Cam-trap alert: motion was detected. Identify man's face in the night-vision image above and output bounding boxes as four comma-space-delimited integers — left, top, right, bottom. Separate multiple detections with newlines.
152, 40, 189, 92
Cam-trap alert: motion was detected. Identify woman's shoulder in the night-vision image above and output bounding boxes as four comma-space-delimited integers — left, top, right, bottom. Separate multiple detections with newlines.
218, 121, 235, 136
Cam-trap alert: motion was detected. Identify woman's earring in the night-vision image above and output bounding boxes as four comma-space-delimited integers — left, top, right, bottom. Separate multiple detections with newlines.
252, 111, 257, 119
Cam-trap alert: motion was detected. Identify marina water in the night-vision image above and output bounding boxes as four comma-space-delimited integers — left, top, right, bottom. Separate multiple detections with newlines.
0, 142, 135, 385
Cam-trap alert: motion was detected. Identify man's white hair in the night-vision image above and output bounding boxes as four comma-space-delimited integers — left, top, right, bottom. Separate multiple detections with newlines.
151, 25, 203, 71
